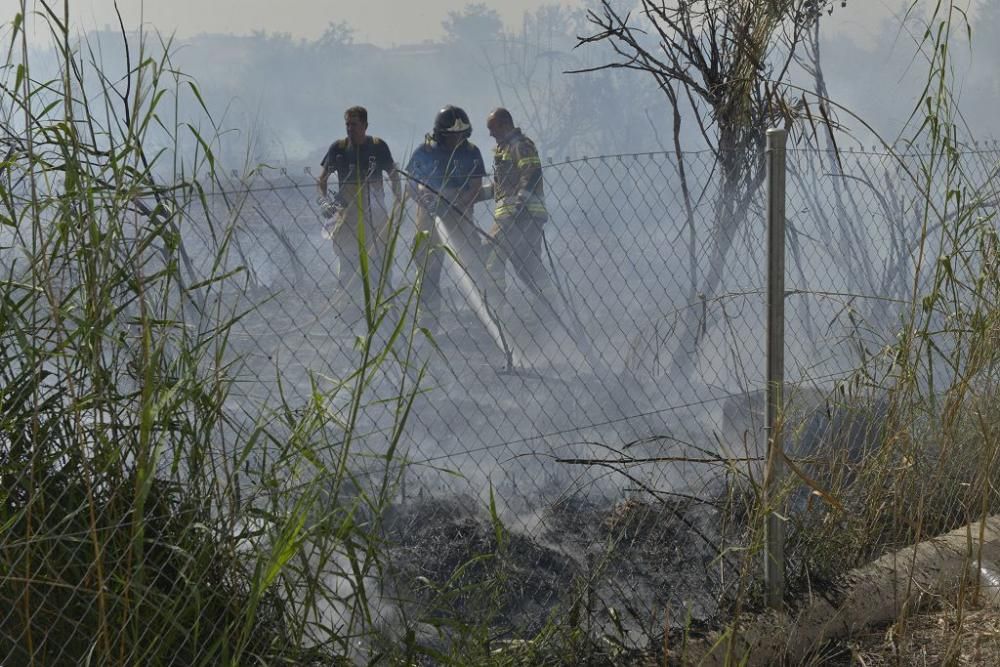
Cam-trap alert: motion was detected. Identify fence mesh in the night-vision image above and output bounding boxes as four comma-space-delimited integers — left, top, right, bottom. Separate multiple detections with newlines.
4, 141, 999, 661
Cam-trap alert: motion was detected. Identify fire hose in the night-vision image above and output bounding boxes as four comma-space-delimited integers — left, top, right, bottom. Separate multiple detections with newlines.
395, 168, 605, 375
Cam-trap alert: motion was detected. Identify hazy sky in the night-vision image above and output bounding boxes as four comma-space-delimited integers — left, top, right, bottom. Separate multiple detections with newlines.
37, 0, 586, 45
13, 0, 980, 48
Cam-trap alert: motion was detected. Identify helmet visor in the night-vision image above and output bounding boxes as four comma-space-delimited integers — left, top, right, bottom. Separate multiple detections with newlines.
440, 116, 471, 134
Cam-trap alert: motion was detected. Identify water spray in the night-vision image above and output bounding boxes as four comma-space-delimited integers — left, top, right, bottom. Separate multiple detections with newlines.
397, 167, 605, 376
430, 213, 525, 370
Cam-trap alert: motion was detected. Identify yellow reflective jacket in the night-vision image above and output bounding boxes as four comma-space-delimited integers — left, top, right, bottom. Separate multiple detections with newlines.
492, 128, 547, 221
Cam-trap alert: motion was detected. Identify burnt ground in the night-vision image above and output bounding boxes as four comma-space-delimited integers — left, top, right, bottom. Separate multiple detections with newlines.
379, 492, 738, 658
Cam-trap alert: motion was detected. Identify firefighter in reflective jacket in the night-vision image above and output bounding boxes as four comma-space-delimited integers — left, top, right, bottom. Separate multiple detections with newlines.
483, 108, 556, 318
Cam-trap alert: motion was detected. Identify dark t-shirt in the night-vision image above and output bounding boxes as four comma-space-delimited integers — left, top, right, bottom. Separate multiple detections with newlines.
321, 136, 394, 187
405, 137, 487, 192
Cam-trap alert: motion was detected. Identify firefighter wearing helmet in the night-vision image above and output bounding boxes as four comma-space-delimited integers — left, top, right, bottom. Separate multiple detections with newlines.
405, 105, 488, 328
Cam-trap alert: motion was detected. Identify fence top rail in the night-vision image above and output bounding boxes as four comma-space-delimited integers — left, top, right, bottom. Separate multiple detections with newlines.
208, 141, 1000, 179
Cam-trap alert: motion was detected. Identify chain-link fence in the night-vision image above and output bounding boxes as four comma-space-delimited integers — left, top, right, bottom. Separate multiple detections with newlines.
4, 138, 999, 662
182, 145, 998, 630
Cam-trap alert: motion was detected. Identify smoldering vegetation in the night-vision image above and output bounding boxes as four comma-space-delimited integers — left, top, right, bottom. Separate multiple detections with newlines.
165, 140, 973, 645
6, 2, 1000, 664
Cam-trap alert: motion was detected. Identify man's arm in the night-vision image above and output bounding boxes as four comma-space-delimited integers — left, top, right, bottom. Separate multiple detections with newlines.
317, 164, 332, 199
457, 176, 483, 211
388, 164, 402, 201
514, 139, 543, 200
457, 147, 488, 210
403, 151, 424, 198
378, 142, 402, 201
316, 164, 345, 220
405, 150, 439, 211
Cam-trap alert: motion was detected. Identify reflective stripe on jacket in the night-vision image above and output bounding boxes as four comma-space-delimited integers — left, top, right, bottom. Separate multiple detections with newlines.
493, 129, 547, 221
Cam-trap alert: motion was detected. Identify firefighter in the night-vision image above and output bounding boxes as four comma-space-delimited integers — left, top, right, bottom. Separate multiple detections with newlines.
317, 106, 401, 308
405, 105, 488, 328
483, 107, 557, 321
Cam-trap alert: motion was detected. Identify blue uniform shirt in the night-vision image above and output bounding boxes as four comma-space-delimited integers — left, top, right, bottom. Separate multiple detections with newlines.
406, 136, 487, 194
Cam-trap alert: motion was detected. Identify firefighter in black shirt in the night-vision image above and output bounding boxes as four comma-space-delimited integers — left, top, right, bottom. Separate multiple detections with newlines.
317, 106, 401, 304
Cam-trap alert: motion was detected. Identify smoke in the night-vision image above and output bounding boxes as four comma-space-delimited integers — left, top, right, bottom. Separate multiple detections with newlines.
15, 1, 997, 639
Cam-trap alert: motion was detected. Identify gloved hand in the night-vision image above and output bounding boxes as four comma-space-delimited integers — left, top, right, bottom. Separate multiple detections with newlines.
317, 195, 344, 219
514, 189, 531, 216
317, 195, 345, 239
475, 183, 494, 202
416, 189, 439, 212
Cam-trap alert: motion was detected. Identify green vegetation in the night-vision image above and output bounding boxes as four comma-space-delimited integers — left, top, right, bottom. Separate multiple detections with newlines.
780, 0, 1000, 581
0, 4, 425, 664
3, 0, 1000, 665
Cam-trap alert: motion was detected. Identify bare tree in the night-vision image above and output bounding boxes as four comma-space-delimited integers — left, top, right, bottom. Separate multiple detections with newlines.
486, 5, 607, 157
473, 4, 658, 157
576, 0, 841, 381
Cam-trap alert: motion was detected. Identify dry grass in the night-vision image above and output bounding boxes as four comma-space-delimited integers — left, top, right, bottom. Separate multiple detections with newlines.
844, 603, 1000, 666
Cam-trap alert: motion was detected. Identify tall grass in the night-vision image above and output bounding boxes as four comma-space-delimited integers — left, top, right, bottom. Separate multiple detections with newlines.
6, 2, 999, 665
650, 3, 1000, 663
0, 4, 428, 664
753, 0, 1000, 634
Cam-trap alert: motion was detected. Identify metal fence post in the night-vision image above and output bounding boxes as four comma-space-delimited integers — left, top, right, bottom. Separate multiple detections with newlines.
765, 127, 787, 609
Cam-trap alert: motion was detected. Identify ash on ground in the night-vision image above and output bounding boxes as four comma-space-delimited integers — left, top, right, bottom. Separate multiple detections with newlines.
378, 491, 737, 652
